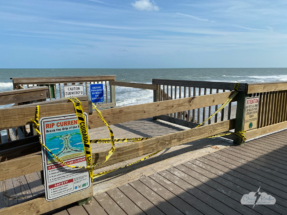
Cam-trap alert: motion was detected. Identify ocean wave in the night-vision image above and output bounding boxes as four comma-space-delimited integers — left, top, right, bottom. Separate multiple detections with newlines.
0, 82, 13, 92
248, 75, 287, 80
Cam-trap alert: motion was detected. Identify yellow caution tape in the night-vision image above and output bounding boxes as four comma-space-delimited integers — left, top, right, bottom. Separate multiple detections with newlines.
90, 137, 151, 144
91, 103, 160, 179
30, 98, 118, 182
30, 100, 158, 181
196, 83, 245, 141
30, 82, 245, 181
234, 131, 247, 142
195, 86, 239, 128
207, 131, 246, 141
91, 103, 115, 163
67, 97, 93, 179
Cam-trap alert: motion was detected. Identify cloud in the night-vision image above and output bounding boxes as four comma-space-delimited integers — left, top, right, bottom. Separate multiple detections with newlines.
88, 0, 104, 3
176, 13, 209, 22
57, 20, 137, 30
132, 0, 159, 11
233, 25, 263, 31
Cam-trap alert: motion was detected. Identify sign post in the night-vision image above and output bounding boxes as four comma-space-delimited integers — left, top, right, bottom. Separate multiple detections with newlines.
90, 84, 104, 103
39, 113, 91, 201
64, 85, 84, 98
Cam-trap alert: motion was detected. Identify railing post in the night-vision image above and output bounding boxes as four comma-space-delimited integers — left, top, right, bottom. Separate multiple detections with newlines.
110, 83, 116, 105
152, 80, 160, 120
153, 85, 160, 103
234, 91, 249, 145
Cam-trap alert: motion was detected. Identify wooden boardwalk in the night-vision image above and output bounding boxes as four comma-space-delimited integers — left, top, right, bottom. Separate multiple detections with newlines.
1, 117, 287, 215
54, 129, 287, 215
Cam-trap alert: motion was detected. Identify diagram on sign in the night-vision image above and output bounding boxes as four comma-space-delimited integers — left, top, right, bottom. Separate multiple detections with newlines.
46, 132, 84, 164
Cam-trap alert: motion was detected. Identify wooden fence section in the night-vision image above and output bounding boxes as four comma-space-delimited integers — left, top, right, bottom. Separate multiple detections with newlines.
245, 82, 287, 140
11, 76, 116, 108
0, 92, 235, 215
152, 79, 246, 128
0, 87, 48, 143
2, 78, 287, 215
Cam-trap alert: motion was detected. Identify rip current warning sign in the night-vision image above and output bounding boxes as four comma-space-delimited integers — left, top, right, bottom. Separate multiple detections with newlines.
244, 97, 259, 131
39, 114, 91, 201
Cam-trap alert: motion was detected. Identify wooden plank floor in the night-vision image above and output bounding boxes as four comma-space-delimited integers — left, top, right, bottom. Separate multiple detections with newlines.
0, 118, 190, 210
55, 129, 287, 215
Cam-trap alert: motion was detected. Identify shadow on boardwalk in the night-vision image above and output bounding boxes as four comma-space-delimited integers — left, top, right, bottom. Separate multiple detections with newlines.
129, 131, 287, 215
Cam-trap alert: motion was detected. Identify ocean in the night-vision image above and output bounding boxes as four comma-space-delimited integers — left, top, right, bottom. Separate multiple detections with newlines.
0, 68, 286, 107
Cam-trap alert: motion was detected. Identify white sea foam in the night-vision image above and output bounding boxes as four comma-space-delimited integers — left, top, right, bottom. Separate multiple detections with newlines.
248, 75, 287, 81
0, 82, 13, 92
115, 84, 153, 107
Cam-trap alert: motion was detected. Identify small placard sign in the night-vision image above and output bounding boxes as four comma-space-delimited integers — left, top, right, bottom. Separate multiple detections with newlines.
244, 97, 259, 131
39, 114, 91, 201
90, 84, 104, 103
64, 85, 84, 98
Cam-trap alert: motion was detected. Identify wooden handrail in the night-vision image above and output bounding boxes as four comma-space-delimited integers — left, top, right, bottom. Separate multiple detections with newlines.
11, 75, 116, 84
153, 79, 248, 91
0, 87, 48, 105
89, 91, 234, 128
110, 81, 157, 90
0, 91, 234, 130
0, 100, 90, 130
248, 82, 287, 93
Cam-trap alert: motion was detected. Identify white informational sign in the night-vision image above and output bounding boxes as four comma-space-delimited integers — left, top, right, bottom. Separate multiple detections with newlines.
244, 97, 259, 131
64, 85, 84, 97
39, 113, 91, 201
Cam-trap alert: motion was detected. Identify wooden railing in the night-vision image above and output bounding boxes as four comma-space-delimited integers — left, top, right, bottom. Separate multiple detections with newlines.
244, 82, 287, 140
2, 78, 287, 214
0, 87, 48, 143
11, 76, 116, 109
152, 79, 247, 127
0, 91, 235, 214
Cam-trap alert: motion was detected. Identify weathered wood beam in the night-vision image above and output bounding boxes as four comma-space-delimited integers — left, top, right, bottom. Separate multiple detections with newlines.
9, 95, 89, 108
153, 79, 248, 91
110, 81, 157, 90
245, 121, 287, 140
88, 91, 235, 128
0, 101, 90, 130
248, 82, 287, 93
0, 91, 234, 131
0, 119, 234, 181
0, 87, 48, 105
0, 186, 93, 215
11, 76, 116, 84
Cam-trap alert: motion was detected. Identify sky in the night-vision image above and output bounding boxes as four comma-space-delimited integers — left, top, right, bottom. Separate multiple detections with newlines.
0, 0, 287, 68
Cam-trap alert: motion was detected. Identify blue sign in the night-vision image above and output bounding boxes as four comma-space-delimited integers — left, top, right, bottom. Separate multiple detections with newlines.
90, 84, 104, 103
